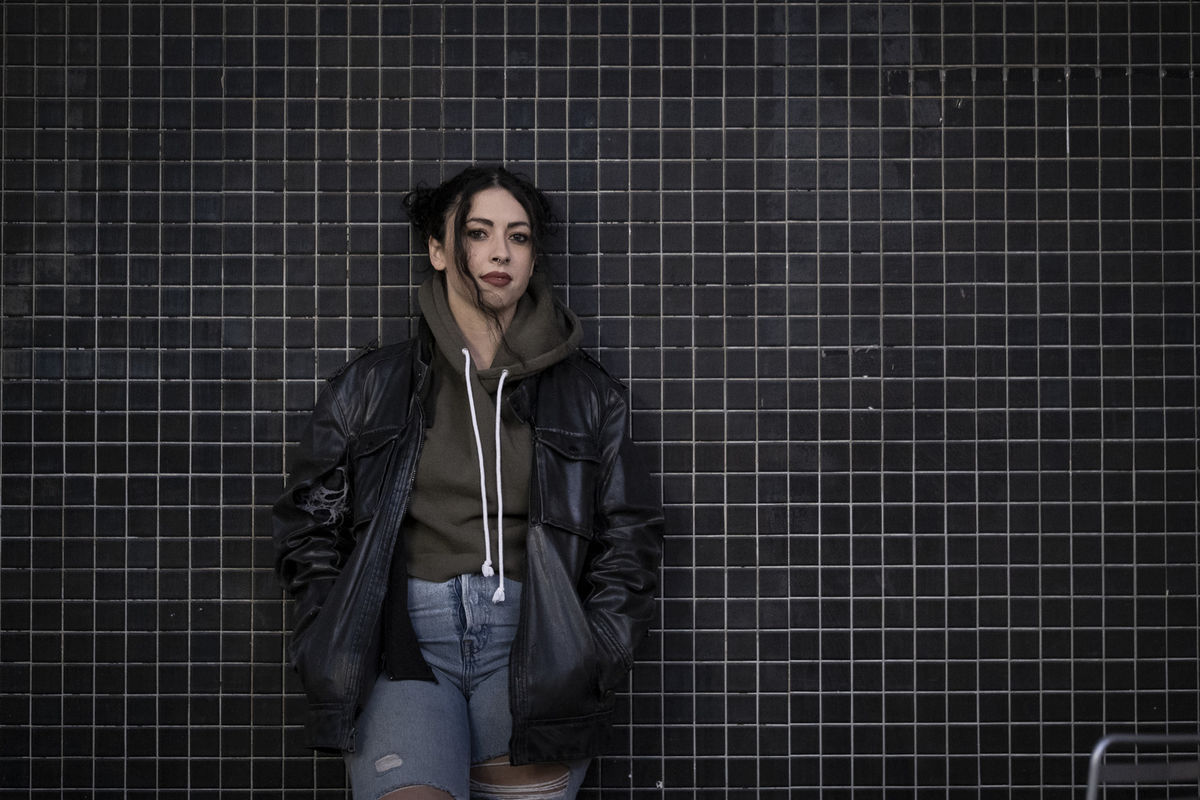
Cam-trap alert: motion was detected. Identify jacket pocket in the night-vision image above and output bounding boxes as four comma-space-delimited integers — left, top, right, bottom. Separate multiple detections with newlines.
520, 544, 606, 719
533, 429, 600, 538
588, 613, 634, 696
349, 425, 401, 521
290, 575, 335, 639
287, 573, 367, 706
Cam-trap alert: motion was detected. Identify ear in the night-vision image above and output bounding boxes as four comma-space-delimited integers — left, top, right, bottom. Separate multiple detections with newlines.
427, 236, 447, 272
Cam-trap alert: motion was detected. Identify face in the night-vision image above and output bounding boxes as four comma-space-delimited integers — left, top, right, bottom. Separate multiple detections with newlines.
428, 186, 535, 333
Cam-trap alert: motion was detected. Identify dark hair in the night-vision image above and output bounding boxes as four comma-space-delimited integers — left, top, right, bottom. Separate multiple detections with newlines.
403, 165, 555, 336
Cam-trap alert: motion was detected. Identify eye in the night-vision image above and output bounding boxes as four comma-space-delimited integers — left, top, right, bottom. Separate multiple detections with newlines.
466, 228, 488, 240
510, 232, 530, 244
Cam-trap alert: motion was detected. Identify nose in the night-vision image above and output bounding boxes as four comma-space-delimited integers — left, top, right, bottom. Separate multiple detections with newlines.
491, 237, 510, 264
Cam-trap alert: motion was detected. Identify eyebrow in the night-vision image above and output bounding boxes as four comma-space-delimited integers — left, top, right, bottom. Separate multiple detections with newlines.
466, 216, 530, 229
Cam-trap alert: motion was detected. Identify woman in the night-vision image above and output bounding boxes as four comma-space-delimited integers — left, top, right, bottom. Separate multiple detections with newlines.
273, 165, 664, 800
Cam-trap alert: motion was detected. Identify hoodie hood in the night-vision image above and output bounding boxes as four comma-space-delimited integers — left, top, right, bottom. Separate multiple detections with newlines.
418, 271, 582, 390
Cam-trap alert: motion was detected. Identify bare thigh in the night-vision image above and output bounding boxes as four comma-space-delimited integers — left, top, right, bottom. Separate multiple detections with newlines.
374, 756, 581, 800
379, 788, 455, 800
469, 755, 587, 800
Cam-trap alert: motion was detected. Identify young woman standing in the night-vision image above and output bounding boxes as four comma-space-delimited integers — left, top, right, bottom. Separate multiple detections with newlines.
273, 165, 664, 800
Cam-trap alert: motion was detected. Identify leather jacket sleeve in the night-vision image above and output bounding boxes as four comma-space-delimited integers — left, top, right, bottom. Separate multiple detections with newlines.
272, 380, 354, 634
582, 384, 665, 692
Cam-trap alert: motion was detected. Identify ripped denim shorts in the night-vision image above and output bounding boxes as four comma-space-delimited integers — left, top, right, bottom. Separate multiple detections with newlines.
344, 573, 589, 800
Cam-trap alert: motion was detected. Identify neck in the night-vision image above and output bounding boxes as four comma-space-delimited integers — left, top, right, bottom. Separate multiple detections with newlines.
448, 295, 514, 370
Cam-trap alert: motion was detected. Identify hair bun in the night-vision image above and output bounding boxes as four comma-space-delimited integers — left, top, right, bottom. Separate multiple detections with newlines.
402, 185, 443, 241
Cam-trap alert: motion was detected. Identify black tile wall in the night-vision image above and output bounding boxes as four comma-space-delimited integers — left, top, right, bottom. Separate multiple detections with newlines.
1, 1, 1197, 798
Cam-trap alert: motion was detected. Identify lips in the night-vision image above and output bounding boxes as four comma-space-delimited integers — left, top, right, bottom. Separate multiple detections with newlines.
481, 272, 512, 287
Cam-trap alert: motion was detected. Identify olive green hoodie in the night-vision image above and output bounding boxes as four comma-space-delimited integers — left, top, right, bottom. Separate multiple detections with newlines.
402, 271, 582, 587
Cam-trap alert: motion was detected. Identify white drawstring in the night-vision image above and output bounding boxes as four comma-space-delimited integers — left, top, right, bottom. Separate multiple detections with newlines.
461, 348, 509, 604
492, 369, 508, 603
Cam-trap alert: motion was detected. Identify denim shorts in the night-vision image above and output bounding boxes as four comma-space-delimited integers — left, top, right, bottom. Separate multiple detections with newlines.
345, 573, 590, 800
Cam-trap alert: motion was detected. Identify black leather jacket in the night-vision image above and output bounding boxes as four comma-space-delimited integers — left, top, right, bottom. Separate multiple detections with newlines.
272, 327, 664, 762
